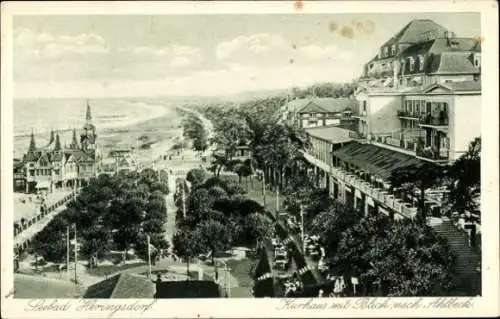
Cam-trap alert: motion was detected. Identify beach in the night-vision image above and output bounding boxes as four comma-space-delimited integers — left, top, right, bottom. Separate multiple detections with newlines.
13, 98, 184, 160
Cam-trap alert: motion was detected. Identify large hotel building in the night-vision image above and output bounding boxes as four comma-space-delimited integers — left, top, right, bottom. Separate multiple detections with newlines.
289, 19, 481, 220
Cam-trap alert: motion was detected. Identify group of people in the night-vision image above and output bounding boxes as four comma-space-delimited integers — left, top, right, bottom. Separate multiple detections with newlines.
453, 210, 480, 248
283, 273, 304, 297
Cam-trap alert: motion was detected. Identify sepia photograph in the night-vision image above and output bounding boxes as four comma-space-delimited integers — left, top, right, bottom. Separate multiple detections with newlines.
1, 1, 498, 318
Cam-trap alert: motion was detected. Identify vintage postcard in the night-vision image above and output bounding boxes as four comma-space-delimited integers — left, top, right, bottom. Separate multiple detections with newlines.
1, 1, 499, 318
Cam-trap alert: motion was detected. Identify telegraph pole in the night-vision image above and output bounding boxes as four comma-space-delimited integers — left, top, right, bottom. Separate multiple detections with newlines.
182, 180, 187, 218
147, 235, 152, 279
262, 171, 266, 207
276, 185, 279, 212
66, 226, 70, 279
73, 224, 78, 284
300, 204, 306, 254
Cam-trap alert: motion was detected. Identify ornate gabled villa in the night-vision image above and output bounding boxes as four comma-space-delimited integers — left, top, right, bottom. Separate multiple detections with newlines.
13, 102, 102, 193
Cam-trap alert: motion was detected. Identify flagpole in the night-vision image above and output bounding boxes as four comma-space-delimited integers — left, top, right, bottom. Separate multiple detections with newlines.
147, 235, 152, 279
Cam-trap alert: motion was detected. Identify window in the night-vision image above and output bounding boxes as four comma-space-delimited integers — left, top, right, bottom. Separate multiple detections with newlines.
384, 46, 389, 57
419, 55, 425, 71
391, 44, 396, 55
362, 101, 367, 112
409, 57, 415, 71
474, 53, 481, 68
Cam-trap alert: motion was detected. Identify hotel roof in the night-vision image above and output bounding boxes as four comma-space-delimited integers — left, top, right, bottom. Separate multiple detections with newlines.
427, 51, 480, 75
401, 38, 481, 57
305, 126, 353, 144
332, 142, 423, 180
295, 98, 358, 114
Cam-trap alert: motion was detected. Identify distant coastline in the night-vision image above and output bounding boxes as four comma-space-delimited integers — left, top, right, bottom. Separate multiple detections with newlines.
13, 98, 183, 159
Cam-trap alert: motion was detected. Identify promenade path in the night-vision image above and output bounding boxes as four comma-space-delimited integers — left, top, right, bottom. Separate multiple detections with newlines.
14, 189, 72, 221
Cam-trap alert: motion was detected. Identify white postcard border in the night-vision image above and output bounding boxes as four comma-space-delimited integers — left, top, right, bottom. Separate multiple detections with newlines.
1, 1, 499, 318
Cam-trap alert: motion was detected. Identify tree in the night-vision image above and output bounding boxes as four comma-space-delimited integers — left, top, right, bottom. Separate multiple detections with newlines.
173, 227, 203, 274
195, 219, 232, 265
186, 168, 207, 187
243, 213, 274, 248
446, 137, 481, 215
309, 200, 364, 255
328, 215, 455, 296
389, 163, 444, 223
80, 225, 112, 261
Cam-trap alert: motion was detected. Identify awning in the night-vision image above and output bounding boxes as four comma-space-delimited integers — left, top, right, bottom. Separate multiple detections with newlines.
36, 181, 51, 189
332, 142, 423, 181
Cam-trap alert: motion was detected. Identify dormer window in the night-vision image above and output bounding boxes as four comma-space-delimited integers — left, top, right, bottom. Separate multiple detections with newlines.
474, 53, 481, 68
384, 46, 389, 57
391, 45, 396, 55
419, 55, 425, 71
409, 57, 415, 72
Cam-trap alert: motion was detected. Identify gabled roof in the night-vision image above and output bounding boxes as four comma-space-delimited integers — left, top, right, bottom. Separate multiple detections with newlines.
24, 151, 41, 162
284, 99, 312, 113
84, 273, 155, 298
382, 19, 448, 47
296, 98, 358, 114
52, 152, 64, 162
38, 152, 51, 166
427, 51, 479, 74
422, 81, 481, 93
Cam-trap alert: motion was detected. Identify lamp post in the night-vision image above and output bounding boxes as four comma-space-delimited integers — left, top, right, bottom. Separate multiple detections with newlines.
299, 204, 306, 254
219, 260, 231, 298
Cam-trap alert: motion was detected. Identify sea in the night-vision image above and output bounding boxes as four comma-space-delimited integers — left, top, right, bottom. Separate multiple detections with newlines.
13, 97, 180, 158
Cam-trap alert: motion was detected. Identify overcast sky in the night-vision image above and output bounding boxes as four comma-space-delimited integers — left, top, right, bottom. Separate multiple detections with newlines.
13, 13, 480, 98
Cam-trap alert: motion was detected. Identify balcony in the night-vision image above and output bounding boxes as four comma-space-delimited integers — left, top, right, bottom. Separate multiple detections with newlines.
348, 130, 368, 142
330, 167, 418, 219
397, 111, 420, 120
353, 111, 368, 119
369, 132, 419, 156
419, 114, 448, 127
416, 147, 449, 164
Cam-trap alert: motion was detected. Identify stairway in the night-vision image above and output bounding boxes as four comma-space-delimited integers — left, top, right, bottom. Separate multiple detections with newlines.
429, 218, 481, 296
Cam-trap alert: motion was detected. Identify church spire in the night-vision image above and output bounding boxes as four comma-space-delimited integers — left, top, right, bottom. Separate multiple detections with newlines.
54, 131, 61, 151
28, 129, 36, 151
49, 130, 55, 144
86, 100, 92, 122
70, 128, 79, 149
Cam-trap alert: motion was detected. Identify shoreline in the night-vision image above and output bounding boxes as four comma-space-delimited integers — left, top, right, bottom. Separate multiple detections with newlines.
13, 102, 184, 159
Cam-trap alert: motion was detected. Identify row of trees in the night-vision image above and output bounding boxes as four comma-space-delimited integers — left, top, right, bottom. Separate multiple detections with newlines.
291, 82, 357, 99
31, 168, 171, 265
